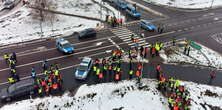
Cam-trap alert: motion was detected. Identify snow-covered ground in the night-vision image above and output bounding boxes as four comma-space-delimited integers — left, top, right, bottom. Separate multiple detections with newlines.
143, 0, 222, 9
160, 41, 222, 70
1, 78, 222, 110
0, 0, 125, 46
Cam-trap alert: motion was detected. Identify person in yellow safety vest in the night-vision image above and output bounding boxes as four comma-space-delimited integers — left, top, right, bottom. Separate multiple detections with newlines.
44, 70, 49, 76
9, 59, 15, 66
96, 68, 100, 76
10, 68, 16, 73
103, 64, 108, 70
93, 66, 97, 72
113, 66, 117, 71
54, 69, 59, 76
155, 43, 160, 56
3, 53, 10, 64
174, 80, 180, 88
8, 77, 16, 84
117, 67, 121, 73
38, 86, 43, 95
129, 70, 133, 80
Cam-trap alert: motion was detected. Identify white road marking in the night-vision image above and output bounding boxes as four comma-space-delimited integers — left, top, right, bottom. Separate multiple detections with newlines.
12, 35, 116, 57
108, 38, 122, 51
0, 64, 79, 86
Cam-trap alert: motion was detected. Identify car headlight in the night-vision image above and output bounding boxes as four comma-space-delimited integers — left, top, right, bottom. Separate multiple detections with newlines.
1, 95, 6, 99
63, 49, 68, 53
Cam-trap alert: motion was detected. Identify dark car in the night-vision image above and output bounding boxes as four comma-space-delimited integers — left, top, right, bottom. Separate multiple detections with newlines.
74, 28, 97, 39
3, 1, 14, 9
0, 78, 37, 102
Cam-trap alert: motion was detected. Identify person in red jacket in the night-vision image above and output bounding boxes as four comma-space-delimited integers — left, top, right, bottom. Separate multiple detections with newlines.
209, 71, 216, 85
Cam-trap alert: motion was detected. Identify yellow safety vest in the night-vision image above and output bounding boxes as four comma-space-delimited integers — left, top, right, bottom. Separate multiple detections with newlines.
54, 70, 59, 76
104, 65, 108, 70
8, 77, 15, 83
117, 68, 121, 72
129, 70, 133, 75
96, 69, 100, 75
11, 69, 16, 73
93, 66, 97, 71
3, 55, 9, 59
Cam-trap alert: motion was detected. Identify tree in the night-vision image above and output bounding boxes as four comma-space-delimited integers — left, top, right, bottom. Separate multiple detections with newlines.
29, 0, 57, 37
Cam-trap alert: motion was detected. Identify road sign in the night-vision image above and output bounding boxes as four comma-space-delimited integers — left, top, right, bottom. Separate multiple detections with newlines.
189, 41, 202, 50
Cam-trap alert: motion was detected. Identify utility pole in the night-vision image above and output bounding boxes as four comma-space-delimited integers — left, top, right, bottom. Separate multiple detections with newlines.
210, 0, 215, 8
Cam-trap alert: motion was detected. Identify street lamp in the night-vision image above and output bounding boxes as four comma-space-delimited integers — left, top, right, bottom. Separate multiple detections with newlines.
210, 0, 215, 8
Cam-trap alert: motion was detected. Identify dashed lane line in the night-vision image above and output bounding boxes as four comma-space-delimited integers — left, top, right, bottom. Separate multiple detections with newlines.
0, 64, 79, 86
5, 35, 116, 58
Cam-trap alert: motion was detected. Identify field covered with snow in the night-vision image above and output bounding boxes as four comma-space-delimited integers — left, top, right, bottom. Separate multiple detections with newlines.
143, 0, 222, 9
0, 0, 124, 46
1, 78, 222, 110
160, 41, 222, 70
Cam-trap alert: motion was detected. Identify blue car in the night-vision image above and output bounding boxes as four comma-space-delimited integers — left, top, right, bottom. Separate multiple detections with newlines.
140, 20, 156, 31
113, 0, 128, 10
125, 4, 141, 19
75, 57, 93, 80
56, 38, 74, 54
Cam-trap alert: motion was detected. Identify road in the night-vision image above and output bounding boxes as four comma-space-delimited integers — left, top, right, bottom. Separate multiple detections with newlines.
1, 0, 222, 106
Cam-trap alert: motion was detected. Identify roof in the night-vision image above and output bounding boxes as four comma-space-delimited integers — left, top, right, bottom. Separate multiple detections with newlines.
14, 78, 35, 88
82, 57, 91, 63
60, 40, 69, 45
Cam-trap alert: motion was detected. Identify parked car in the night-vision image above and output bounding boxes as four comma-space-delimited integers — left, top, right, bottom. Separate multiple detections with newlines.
125, 4, 141, 19
75, 57, 93, 80
140, 20, 156, 31
0, 78, 38, 102
3, 1, 14, 9
113, 0, 128, 10
74, 28, 97, 39
56, 38, 74, 54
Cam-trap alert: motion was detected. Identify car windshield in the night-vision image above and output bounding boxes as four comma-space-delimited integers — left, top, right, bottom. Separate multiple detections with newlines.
4, 2, 12, 5
8, 84, 16, 93
118, 0, 126, 4
78, 65, 88, 71
144, 21, 152, 25
79, 30, 88, 36
62, 43, 71, 48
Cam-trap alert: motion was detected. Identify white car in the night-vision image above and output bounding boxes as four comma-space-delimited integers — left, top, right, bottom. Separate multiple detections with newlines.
75, 57, 93, 80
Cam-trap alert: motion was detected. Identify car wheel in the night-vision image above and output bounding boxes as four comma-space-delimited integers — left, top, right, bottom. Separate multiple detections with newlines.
6, 97, 11, 102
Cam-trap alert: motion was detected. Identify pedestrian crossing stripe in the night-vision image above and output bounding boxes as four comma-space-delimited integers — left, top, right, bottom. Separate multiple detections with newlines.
111, 27, 149, 48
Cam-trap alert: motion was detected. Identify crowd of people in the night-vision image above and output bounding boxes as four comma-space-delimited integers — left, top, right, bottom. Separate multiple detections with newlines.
157, 66, 191, 110
93, 49, 124, 83
105, 15, 124, 27
3, 52, 62, 95
3, 52, 20, 84
32, 61, 62, 95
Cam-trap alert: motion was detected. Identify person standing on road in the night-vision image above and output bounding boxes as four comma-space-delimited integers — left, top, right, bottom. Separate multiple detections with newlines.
209, 71, 216, 85
42, 59, 48, 71
3, 53, 10, 64
156, 64, 161, 80
11, 52, 17, 63
184, 45, 188, 54
8, 76, 16, 84
187, 46, 191, 56
31, 67, 36, 79
172, 38, 176, 46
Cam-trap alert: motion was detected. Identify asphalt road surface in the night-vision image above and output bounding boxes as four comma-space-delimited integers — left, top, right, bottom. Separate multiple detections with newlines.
1, 0, 222, 106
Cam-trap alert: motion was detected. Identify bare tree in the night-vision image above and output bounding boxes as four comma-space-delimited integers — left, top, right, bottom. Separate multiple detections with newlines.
30, 0, 57, 37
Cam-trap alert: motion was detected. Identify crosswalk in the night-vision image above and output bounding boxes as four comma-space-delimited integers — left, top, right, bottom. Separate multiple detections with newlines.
211, 33, 222, 45
110, 26, 149, 48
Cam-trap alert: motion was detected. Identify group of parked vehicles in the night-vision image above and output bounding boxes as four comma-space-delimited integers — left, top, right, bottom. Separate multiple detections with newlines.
104, 0, 141, 19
